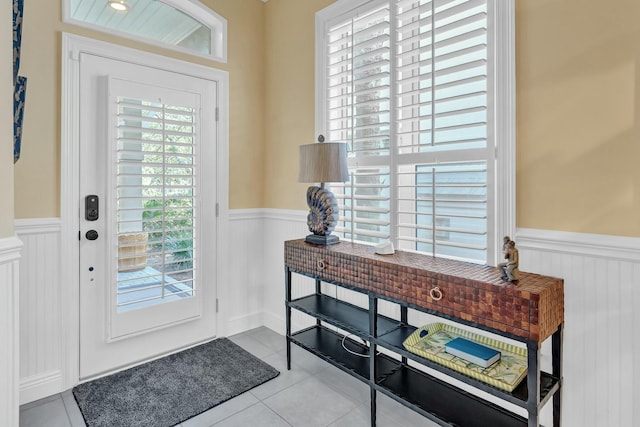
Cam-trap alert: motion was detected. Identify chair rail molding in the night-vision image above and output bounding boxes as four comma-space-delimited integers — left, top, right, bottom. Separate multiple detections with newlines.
14, 217, 62, 234
0, 235, 22, 427
516, 227, 640, 262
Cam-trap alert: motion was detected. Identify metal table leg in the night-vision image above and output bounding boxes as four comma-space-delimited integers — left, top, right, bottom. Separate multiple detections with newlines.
285, 267, 292, 370
526, 340, 540, 427
552, 325, 563, 426
369, 294, 378, 426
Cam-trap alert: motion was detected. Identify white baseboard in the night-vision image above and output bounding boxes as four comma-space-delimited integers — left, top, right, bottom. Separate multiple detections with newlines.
262, 311, 285, 337
19, 371, 64, 405
226, 312, 265, 337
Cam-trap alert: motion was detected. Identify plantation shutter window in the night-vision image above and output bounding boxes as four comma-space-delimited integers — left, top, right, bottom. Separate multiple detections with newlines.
116, 96, 198, 311
318, 0, 514, 265
327, 4, 393, 244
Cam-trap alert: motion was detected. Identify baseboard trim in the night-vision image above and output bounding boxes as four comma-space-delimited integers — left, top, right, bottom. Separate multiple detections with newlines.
226, 311, 264, 336
262, 311, 319, 339
262, 311, 285, 336
20, 371, 64, 405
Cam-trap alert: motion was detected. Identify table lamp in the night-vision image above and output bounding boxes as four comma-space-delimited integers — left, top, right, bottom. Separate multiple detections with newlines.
298, 138, 349, 245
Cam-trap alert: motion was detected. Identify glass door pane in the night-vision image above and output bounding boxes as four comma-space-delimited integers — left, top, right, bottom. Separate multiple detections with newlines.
116, 97, 197, 312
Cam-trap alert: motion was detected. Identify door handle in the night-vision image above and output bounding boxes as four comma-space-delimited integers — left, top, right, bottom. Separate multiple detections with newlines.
86, 230, 99, 241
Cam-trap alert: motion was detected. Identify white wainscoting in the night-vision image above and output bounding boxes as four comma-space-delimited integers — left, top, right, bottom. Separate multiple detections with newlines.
261, 209, 313, 334
0, 235, 22, 427
14, 219, 63, 405
516, 228, 639, 427
225, 209, 313, 336
14, 212, 640, 426
224, 210, 271, 335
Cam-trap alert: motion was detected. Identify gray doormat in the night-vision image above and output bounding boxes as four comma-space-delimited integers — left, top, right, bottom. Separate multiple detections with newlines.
72, 338, 279, 427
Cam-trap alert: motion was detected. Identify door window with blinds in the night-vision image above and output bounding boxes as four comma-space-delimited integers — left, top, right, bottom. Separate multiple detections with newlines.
115, 95, 198, 312
317, 0, 514, 265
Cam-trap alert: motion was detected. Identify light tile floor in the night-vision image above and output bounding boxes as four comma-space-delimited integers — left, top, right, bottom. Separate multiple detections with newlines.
19, 327, 438, 427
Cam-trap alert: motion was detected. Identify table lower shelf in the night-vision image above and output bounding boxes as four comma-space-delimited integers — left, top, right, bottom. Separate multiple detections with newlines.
290, 325, 529, 427
378, 325, 560, 408
378, 366, 527, 427
290, 325, 399, 382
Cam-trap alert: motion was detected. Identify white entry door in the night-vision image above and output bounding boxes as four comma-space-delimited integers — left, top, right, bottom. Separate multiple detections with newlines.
78, 52, 218, 379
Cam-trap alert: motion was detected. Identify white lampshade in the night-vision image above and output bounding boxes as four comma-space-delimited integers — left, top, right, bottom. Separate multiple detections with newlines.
298, 142, 349, 183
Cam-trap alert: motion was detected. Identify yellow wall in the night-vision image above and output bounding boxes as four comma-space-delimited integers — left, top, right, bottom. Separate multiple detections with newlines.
13, 0, 640, 238
15, 0, 266, 218
516, 0, 640, 237
1, 0, 14, 237
263, 0, 335, 209
265, 0, 640, 237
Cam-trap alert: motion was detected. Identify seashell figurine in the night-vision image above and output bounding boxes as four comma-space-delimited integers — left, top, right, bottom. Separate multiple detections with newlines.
304, 185, 340, 245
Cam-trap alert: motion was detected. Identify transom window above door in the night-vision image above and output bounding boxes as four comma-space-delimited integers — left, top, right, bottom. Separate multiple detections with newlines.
63, 0, 227, 62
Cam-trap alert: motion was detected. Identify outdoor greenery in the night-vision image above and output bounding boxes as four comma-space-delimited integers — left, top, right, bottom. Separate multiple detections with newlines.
119, 99, 196, 276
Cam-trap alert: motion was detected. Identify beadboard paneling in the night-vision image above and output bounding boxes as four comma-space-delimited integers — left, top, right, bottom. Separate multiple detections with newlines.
225, 210, 269, 335
516, 228, 638, 427
0, 236, 22, 427
261, 209, 316, 333
227, 209, 324, 336
14, 212, 639, 426
14, 219, 63, 404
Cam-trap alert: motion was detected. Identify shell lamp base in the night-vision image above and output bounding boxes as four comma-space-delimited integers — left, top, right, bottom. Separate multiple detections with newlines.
304, 234, 340, 245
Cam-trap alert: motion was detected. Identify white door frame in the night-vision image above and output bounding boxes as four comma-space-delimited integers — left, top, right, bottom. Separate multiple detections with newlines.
61, 33, 229, 388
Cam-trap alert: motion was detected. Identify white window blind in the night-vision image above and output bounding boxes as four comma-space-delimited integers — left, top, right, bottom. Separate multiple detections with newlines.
320, 0, 513, 265
328, 4, 393, 244
116, 97, 197, 310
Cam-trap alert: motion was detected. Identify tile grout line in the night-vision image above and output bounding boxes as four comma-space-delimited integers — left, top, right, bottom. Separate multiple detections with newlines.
207, 401, 263, 427
258, 397, 294, 427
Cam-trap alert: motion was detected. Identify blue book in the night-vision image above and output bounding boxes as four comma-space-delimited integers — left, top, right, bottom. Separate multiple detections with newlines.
444, 337, 501, 368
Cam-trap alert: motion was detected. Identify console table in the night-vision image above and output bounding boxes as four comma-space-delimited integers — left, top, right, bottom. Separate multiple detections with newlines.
284, 239, 564, 427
